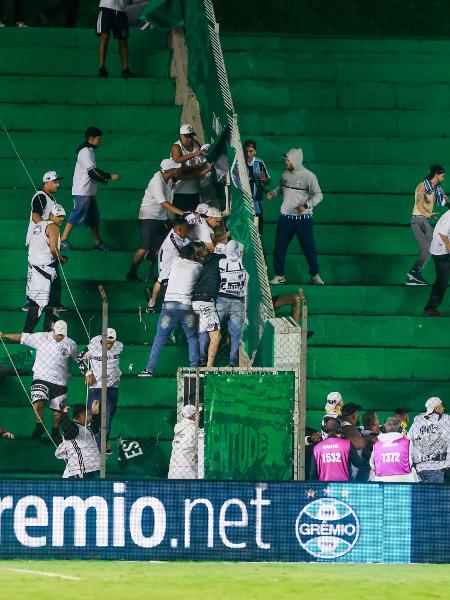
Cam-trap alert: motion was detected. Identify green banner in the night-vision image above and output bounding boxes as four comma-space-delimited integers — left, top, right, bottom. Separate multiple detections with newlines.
204, 373, 295, 480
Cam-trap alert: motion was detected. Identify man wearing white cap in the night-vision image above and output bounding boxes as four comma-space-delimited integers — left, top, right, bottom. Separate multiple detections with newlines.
76, 328, 123, 450
127, 158, 209, 282
189, 205, 227, 253
171, 123, 207, 212
24, 204, 68, 333
168, 404, 203, 479
25, 171, 63, 248
409, 397, 450, 483
321, 391, 344, 439
0, 320, 79, 444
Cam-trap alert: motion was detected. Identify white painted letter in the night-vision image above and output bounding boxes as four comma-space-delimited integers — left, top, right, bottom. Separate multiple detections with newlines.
14, 496, 48, 547
0, 496, 13, 543
52, 496, 108, 547
113, 483, 125, 547
184, 498, 214, 548
219, 499, 248, 549
250, 486, 271, 549
129, 497, 166, 548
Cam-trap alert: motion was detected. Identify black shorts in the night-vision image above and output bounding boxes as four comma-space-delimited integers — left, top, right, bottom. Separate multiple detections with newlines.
31, 379, 68, 412
96, 7, 129, 40
140, 219, 169, 256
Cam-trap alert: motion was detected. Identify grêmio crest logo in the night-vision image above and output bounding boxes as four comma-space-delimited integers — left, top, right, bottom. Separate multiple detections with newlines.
295, 498, 360, 559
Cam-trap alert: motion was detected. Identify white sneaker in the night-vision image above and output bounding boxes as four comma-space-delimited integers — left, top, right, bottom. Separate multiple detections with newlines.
0, 21, 5, 27
310, 274, 325, 285
269, 275, 286, 284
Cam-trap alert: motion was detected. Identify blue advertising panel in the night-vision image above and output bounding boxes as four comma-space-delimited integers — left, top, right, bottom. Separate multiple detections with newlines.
0, 480, 446, 563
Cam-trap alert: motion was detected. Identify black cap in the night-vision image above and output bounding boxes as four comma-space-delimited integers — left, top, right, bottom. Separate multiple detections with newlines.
341, 402, 361, 417
427, 164, 445, 178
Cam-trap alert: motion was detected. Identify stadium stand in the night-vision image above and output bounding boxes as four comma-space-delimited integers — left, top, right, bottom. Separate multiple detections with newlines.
221, 35, 450, 430
0, 27, 183, 478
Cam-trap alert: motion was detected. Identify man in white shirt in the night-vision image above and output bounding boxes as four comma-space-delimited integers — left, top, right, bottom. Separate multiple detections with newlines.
171, 123, 206, 212
0, 320, 79, 444
76, 327, 123, 450
127, 158, 205, 282
139, 244, 202, 376
189, 205, 227, 252
24, 204, 67, 333
423, 207, 450, 316
60, 126, 120, 251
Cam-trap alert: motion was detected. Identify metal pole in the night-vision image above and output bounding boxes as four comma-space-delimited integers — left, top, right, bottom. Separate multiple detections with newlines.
298, 288, 308, 481
98, 286, 108, 479
194, 367, 200, 479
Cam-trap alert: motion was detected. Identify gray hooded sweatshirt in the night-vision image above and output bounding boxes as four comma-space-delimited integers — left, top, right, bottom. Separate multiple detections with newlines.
272, 148, 323, 216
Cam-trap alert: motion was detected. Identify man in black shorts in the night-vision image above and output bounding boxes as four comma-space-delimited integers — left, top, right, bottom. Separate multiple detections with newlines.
0, 320, 79, 444
96, 1, 134, 78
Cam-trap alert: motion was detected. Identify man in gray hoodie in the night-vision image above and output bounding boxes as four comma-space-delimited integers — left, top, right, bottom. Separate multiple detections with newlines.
267, 148, 324, 285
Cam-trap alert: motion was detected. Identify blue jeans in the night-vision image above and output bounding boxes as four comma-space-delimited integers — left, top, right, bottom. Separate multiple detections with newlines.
87, 387, 118, 448
68, 195, 99, 227
146, 302, 199, 373
273, 214, 318, 277
216, 296, 245, 366
419, 469, 444, 483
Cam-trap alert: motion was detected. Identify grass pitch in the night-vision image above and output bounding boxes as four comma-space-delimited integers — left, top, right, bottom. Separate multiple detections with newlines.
0, 561, 449, 599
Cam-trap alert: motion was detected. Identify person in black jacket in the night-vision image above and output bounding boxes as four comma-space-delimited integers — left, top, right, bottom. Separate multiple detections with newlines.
191, 247, 226, 367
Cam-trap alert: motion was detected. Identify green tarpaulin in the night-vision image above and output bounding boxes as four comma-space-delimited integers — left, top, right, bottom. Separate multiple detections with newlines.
204, 373, 295, 480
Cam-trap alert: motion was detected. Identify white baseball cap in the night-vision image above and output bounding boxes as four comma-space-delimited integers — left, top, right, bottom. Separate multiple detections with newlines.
52, 204, 66, 217
179, 123, 195, 136
181, 404, 202, 418
425, 397, 442, 415
53, 320, 67, 336
43, 170, 64, 183
160, 158, 180, 171
326, 391, 343, 405
107, 328, 117, 341
195, 203, 210, 214
205, 207, 222, 219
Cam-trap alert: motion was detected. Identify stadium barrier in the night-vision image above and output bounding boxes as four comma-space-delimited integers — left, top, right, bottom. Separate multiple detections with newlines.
0, 480, 449, 563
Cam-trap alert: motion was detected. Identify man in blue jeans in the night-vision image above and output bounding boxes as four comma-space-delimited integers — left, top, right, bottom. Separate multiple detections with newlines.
216, 240, 247, 367
76, 327, 123, 454
267, 148, 324, 285
139, 244, 202, 377
60, 126, 120, 251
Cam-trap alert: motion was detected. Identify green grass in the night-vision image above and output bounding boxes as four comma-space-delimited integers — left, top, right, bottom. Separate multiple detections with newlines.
0, 561, 450, 599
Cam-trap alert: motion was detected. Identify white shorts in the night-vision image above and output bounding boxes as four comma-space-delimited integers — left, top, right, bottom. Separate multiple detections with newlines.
192, 301, 220, 333
31, 380, 68, 412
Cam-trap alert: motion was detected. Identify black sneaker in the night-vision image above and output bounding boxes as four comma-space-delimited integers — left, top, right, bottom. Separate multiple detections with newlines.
121, 68, 135, 78
138, 369, 154, 377
99, 65, 108, 78
31, 423, 45, 440
406, 271, 429, 286
145, 301, 156, 314
127, 271, 143, 283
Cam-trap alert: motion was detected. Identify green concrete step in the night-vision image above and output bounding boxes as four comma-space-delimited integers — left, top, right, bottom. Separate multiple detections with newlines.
0, 103, 179, 134
224, 53, 450, 83
0, 220, 419, 255
0, 76, 175, 106
0, 406, 175, 440
0, 250, 437, 285
0, 375, 178, 408
0, 27, 168, 50
0, 132, 173, 161
0, 341, 189, 376
0, 48, 171, 78
221, 36, 450, 54
306, 378, 450, 412
236, 134, 450, 166
232, 80, 450, 111
308, 347, 450, 380
238, 107, 449, 139
271, 284, 435, 316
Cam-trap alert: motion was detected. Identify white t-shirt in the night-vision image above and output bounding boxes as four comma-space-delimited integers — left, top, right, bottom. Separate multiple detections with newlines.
158, 230, 191, 282
172, 139, 201, 195
189, 217, 214, 245
165, 257, 202, 304
430, 210, 450, 255
28, 220, 56, 266
72, 146, 97, 197
139, 171, 173, 220
85, 336, 123, 389
99, 0, 127, 11
25, 191, 56, 246
21, 332, 78, 386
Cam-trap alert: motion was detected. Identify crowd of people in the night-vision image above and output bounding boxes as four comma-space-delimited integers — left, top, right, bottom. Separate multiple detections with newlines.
308, 393, 450, 484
